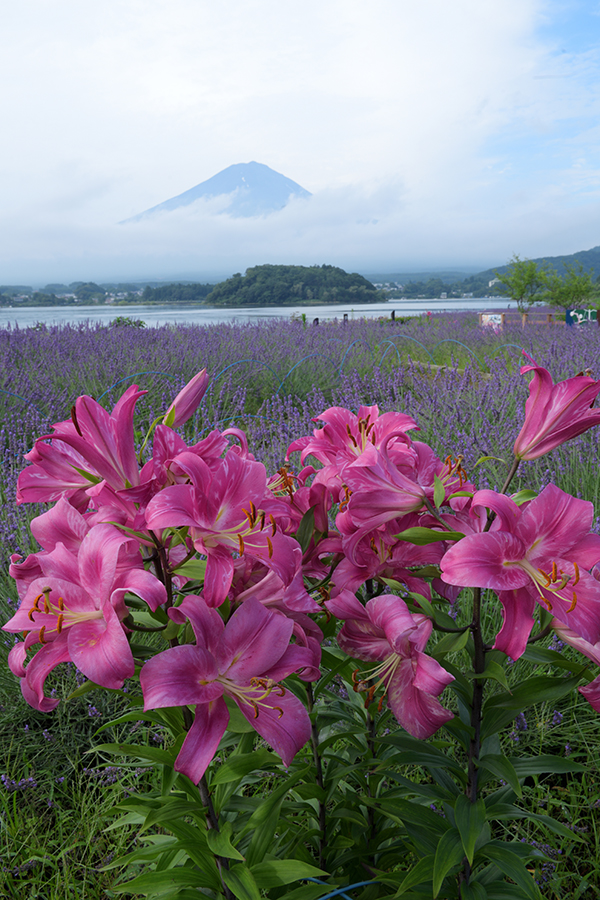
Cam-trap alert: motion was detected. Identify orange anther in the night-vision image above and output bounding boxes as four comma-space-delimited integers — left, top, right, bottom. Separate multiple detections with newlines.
238, 534, 245, 554
266, 536, 274, 558
56, 614, 64, 633
537, 568, 552, 588
567, 591, 578, 613
551, 561, 558, 582
573, 562, 580, 586
38, 626, 47, 644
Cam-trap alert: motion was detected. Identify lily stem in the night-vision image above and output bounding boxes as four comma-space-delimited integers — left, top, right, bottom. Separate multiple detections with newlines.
500, 458, 520, 496
460, 586, 486, 896
199, 774, 234, 900
306, 683, 327, 870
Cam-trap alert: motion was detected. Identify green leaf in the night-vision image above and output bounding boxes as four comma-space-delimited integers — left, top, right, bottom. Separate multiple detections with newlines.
222, 864, 262, 900
391, 855, 435, 896
249, 860, 328, 889
395, 526, 465, 545
297, 506, 316, 553
172, 558, 207, 580
469, 660, 511, 692
378, 733, 465, 776
224, 696, 256, 733
330, 806, 369, 827
510, 755, 586, 777
479, 754, 522, 798
141, 799, 208, 832
163, 405, 176, 427
455, 795, 487, 865
431, 628, 470, 658
210, 749, 278, 785
66, 679, 99, 700
460, 883, 488, 900
481, 674, 583, 739
433, 828, 465, 897
112, 869, 218, 893
206, 821, 245, 861
92, 742, 176, 766
526, 811, 586, 842
473, 455, 507, 468
72, 465, 102, 484
478, 843, 541, 900
162, 618, 181, 641
446, 490, 474, 500
276, 886, 334, 900
510, 489, 538, 506
245, 766, 310, 867
433, 474, 446, 509
407, 591, 436, 618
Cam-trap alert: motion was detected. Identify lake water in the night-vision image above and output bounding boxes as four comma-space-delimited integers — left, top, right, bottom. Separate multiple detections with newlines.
0, 297, 514, 329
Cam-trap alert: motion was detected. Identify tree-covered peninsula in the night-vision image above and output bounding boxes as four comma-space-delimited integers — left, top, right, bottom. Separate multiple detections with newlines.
204, 264, 381, 306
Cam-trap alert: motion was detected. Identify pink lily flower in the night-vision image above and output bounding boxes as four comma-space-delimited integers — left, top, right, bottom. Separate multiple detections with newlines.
440, 484, 600, 659
328, 592, 454, 739
145, 450, 301, 607
287, 405, 418, 499
17, 385, 146, 505
552, 620, 600, 713
333, 513, 443, 596
341, 443, 427, 527
4, 524, 166, 710
9, 497, 131, 601
514, 354, 600, 460
163, 369, 209, 428
140, 596, 314, 783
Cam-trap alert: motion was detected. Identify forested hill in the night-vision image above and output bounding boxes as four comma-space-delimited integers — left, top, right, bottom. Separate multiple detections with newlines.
204, 264, 380, 307
475, 246, 600, 282
141, 283, 214, 303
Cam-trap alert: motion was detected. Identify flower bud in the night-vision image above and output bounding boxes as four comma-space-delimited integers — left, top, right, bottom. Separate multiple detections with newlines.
164, 370, 209, 428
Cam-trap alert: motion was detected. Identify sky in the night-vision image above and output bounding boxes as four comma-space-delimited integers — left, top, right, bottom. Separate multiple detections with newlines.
2, 0, 600, 285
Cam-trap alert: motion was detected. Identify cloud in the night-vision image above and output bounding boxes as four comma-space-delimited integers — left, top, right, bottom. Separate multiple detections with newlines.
1, 0, 600, 283
2, 173, 600, 285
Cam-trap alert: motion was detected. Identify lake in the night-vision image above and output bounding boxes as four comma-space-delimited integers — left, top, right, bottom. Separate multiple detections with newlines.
0, 297, 514, 329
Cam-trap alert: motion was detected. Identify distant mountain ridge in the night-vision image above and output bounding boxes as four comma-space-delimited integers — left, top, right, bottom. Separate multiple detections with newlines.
474, 246, 600, 281
121, 162, 311, 223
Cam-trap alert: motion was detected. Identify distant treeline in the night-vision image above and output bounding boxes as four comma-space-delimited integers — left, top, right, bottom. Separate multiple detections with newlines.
384, 276, 500, 299
141, 283, 214, 303
0, 291, 76, 307
204, 264, 379, 307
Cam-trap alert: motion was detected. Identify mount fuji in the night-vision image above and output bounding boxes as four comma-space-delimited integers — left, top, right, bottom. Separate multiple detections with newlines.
121, 161, 311, 222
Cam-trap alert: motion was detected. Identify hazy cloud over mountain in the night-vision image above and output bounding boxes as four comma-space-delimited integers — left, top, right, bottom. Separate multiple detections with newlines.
1, 0, 600, 283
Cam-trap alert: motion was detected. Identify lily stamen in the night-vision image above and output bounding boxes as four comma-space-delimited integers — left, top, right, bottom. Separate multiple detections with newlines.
567, 590, 578, 613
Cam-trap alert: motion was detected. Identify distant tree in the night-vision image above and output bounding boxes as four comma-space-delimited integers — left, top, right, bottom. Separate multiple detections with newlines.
204, 264, 379, 307
495, 255, 550, 313
75, 282, 106, 302
544, 261, 598, 310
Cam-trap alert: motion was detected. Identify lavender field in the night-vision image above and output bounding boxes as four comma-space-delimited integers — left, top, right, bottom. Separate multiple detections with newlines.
1, 313, 600, 567
2, 313, 600, 896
